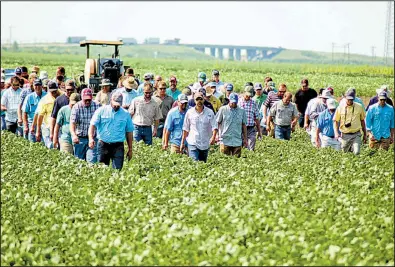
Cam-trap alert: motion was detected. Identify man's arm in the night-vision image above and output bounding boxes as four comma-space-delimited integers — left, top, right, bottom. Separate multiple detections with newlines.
126, 132, 133, 160
88, 124, 96, 149
153, 120, 159, 137
242, 123, 248, 147
35, 115, 44, 142
70, 122, 79, 144
17, 103, 23, 125
0, 105, 6, 111
180, 130, 189, 152
53, 123, 61, 149
50, 118, 56, 141
255, 118, 262, 138
360, 119, 367, 143
390, 128, 395, 144
315, 127, 321, 148
163, 129, 171, 150
333, 120, 340, 139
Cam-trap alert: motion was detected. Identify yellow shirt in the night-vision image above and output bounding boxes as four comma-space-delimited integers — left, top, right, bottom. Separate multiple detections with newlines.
37, 90, 63, 127
334, 102, 365, 133
208, 95, 222, 113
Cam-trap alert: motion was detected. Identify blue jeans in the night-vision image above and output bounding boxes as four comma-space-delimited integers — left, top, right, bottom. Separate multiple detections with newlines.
42, 127, 53, 149
27, 122, 36, 142
275, 125, 291, 140
188, 145, 209, 162
134, 125, 152, 145
1, 115, 6, 130
97, 140, 125, 170
298, 114, 305, 128
73, 137, 98, 164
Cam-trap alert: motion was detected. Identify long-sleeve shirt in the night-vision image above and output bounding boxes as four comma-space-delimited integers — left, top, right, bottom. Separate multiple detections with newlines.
1, 87, 22, 122
366, 96, 393, 111
365, 103, 394, 140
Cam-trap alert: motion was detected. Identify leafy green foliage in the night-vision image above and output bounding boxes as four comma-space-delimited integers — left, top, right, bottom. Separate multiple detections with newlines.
1, 130, 393, 266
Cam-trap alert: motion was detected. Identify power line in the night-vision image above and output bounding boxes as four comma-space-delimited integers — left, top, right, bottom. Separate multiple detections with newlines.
384, 1, 394, 64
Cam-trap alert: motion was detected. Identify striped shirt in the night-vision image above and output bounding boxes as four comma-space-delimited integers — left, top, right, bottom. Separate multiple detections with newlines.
1, 87, 22, 122
70, 101, 101, 137
20, 87, 34, 106
238, 98, 259, 126
263, 91, 282, 109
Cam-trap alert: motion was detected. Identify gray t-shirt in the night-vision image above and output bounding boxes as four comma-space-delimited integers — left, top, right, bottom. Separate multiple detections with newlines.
270, 100, 298, 126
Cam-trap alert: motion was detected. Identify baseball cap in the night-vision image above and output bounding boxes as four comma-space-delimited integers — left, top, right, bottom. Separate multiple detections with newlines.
319, 89, 332, 99
81, 88, 93, 100
15, 67, 22, 74
143, 73, 152, 80
182, 87, 192, 96
194, 92, 204, 100
198, 72, 207, 82
111, 91, 123, 105
226, 83, 234, 91
378, 91, 387, 100
326, 98, 337, 110
21, 66, 28, 73
33, 78, 42, 86
198, 87, 206, 97
178, 94, 188, 104
212, 70, 220, 76
345, 89, 355, 100
229, 93, 238, 103
267, 81, 276, 89
47, 81, 58, 92
69, 93, 81, 105
169, 76, 177, 82
244, 82, 253, 87
244, 86, 254, 96
39, 71, 48, 80
254, 83, 263, 90
65, 79, 76, 89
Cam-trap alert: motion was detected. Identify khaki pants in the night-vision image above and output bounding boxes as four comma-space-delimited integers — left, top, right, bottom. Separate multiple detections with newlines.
170, 144, 181, 154
268, 121, 275, 138
369, 137, 391, 151
220, 144, 242, 157
341, 132, 362, 155
60, 141, 74, 154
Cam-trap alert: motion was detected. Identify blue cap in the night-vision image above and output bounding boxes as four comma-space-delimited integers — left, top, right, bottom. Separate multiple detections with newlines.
229, 93, 238, 103
378, 91, 387, 100
33, 78, 42, 86
226, 83, 234, 91
254, 83, 263, 90
15, 67, 22, 74
198, 87, 206, 96
345, 89, 355, 100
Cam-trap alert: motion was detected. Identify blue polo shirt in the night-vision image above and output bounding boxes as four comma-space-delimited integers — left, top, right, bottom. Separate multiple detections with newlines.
90, 105, 134, 143
114, 87, 138, 108
365, 103, 394, 140
22, 91, 47, 123
164, 107, 187, 146
166, 88, 181, 101
317, 109, 339, 137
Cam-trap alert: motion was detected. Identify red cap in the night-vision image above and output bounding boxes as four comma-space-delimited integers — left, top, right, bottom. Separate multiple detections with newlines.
81, 88, 93, 100
170, 76, 177, 82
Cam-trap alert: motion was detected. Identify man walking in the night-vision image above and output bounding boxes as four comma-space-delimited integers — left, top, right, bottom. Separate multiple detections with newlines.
267, 92, 298, 141
117, 77, 138, 110
128, 83, 162, 145
89, 92, 134, 170
154, 81, 174, 138
216, 93, 247, 157
166, 76, 181, 101
334, 90, 367, 155
70, 88, 101, 163
315, 98, 341, 150
1, 76, 22, 134
181, 91, 218, 162
365, 91, 394, 151
163, 94, 189, 154
294, 79, 317, 128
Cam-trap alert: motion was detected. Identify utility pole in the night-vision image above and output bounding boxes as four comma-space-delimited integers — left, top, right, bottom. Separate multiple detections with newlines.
384, 1, 394, 65
371, 46, 376, 64
9, 25, 14, 48
347, 43, 350, 64
332, 42, 335, 62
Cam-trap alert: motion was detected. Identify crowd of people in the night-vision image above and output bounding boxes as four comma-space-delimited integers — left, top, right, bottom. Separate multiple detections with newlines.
1, 66, 394, 170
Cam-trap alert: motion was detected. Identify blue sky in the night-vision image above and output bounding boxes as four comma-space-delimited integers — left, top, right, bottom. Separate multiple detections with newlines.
1, 1, 390, 57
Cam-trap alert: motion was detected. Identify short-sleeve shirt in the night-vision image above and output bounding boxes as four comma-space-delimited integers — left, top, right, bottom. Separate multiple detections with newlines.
164, 106, 187, 146
1, 87, 22, 122
365, 103, 394, 140
263, 91, 282, 109
20, 87, 34, 106
154, 94, 174, 123
51, 94, 69, 119
95, 91, 110, 106
165, 88, 181, 101
91, 105, 134, 143
23, 91, 47, 123
128, 96, 163, 126
70, 100, 101, 137
188, 98, 215, 113
216, 105, 247, 147
269, 100, 298, 126
183, 106, 217, 150
294, 88, 318, 114
317, 109, 338, 137
36, 90, 63, 127
56, 105, 72, 143
238, 98, 259, 126
114, 87, 138, 108
334, 102, 365, 134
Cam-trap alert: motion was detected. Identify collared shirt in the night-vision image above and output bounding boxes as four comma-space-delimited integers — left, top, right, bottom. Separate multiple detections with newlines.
365, 103, 394, 140
36, 90, 63, 127
165, 88, 181, 101
317, 109, 338, 137
308, 98, 328, 120
91, 105, 134, 143
339, 97, 365, 110
366, 96, 393, 111
56, 105, 72, 143
188, 98, 215, 113
253, 94, 267, 112
213, 81, 225, 94
263, 91, 282, 109
154, 94, 174, 123
1, 87, 22, 122
136, 81, 154, 96
115, 87, 138, 108
270, 100, 298, 126
216, 105, 247, 147
20, 87, 34, 106
51, 94, 69, 119
129, 96, 162, 126
183, 106, 217, 150
95, 91, 110, 106
70, 100, 101, 137
207, 95, 222, 114
238, 98, 259, 126
164, 106, 187, 146
0, 90, 5, 117
334, 102, 365, 134
23, 91, 47, 123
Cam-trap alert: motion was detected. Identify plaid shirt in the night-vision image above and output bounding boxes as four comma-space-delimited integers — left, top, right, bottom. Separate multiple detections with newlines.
20, 87, 34, 106
70, 101, 101, 137
238, 98, 259, 126
1, 87, 22, 122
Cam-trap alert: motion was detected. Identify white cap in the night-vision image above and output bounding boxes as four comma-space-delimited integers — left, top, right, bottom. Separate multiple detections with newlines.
327, 98, 337, 109
320, 89, 332, 99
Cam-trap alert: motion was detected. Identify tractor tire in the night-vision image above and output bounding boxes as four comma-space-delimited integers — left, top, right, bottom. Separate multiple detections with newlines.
84, 59, 97, 84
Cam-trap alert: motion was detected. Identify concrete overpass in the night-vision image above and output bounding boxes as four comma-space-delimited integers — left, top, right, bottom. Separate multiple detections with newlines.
182, 43, 284, 61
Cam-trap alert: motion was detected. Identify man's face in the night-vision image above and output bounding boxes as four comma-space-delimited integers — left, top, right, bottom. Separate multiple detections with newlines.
56, 70, 64, 77
178, 101, 187, 111
346, 99, 353, 106
321, 97, 328, 104
195, 96, 204, 107
229, 102, 237, 109
226, 90, 232, 97
111, 101, 121, 112
278, 87, 286, 98
213, 74, 219, 82
34, 85, 42, 95
50, 90, 58, 98
102, 85, 110, 92
144, 89, 153, 100
255, 88, 262, 96
11, 81, 20, 90
170, 80, 177, 89
158, 85, 166, 97
282, 95, 292, 105
21, 72, 28, 79
83, 98, 92, 107
301, 83, 308, 91
244, 94, 251, 101
66, 87, 75, 97
379, 98, 386, 107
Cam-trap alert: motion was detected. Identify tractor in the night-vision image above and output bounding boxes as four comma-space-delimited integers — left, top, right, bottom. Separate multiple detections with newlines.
79, 40, 130, 93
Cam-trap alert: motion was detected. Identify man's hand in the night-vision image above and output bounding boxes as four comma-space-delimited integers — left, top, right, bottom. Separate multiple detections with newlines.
152, 128, 157, 137
162, 143, 168, 150
72, 134, 80, 144
23, 124, 29, 135
53, 139, 59, 149
303, 123, 309, 130
17, 119, 23, 126
88, 138, 95, 149
257, 132, 262, 140
315, 139, 320, 148
180, 143, 185, 152
266, 123, 270, 132
127, 149, 133, 161
35, 133, 41, 143
243, 138, 248, 148
369, 133, 376, 141
30, 127, 35, 134
209, 136, 216, 145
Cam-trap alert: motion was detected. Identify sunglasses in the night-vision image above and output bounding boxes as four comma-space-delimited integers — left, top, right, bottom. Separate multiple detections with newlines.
12, 83, 20, 86
195, 97, 203, 101
144, 92, 152, 95
159, 87, 166, 90
379, 99, 386, 101
279, 91, 286, 93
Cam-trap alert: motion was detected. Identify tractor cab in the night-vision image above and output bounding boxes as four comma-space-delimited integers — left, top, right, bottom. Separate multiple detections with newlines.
80, 40, 125, 92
